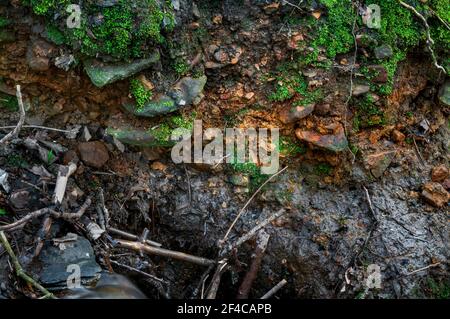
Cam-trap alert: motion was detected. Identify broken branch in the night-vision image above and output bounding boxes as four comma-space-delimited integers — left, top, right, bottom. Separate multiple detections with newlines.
236, 230, 270, 299
220, 166, 288, 246
115, 238, 215, 267
0, 85, 26, 145
0, 231, 56, 299
260, 279, 288, 299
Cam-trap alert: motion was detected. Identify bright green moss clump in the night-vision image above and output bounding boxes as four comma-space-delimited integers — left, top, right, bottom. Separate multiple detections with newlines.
305, 0, 354, 64
130, 78, 153, 110
0, 16, 10, 28
22, 0, 174, 60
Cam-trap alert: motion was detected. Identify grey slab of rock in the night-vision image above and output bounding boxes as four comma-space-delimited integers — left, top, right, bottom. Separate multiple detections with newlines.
123, 76, 207, 117
33, 235, 101, 287
374, 44, 393, 60
352, 84, 370, 96
84, 52, 160, 87
106, 128, 158, 147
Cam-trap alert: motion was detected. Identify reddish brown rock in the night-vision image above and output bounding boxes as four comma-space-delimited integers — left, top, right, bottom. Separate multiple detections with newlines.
77, 141, 110, 168
391, 130, 405, 143
431, 164, 448, 183
295, 124, 348, 153
279, 104, 315, 124
442, 179, 450, 191
26, 39, 55, 71
363, 150, 397, 178
314, 103, 330, 116
421, 182, 449, 208
63, 150, 79, 165
367, 65, 388, 83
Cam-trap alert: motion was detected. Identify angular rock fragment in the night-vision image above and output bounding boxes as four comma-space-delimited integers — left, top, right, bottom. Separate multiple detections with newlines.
363, 150, 397, 178
106, 128, 158, 147
279, 104, 315, 124
77, 141, 110, 168
431, 164, 448, 183
295, 124, 348, 153
123, 76, 206, 117
438, 79, 450, 106
31, 234, 102, 288
421, 182, 449, 208
84, 52, 160, 87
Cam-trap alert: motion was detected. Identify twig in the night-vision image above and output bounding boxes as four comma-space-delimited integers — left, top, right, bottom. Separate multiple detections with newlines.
99, 188, 110, 228
429, 9, 450, 31
344, 1, 358, 164
0, 208, 51, 232
412, 136, 426, 166
221, 209, 287, 256
0, 198, 92, 232
191, 263, 215, 299
109, 260, 166, 283
337, 186, 378, 294
205, 260, 228, 299
0, 231, 56, 299
0, 85, 26, 145
260, 279, 288, 299
108, 227, 162, 247
220, 166, 288, 246
362, 185, 378, 222
183, 164, 192, 206
399, 1, 447, 73
282, 0, 304, 11
236, 230, 270, 299
0, 125, 75, 134
115, 239, 215, 267
405, 262, 441, 276
53, 163, 77, 205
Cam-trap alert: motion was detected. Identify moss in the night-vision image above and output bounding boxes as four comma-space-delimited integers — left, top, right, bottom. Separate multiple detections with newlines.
130, 78, 153, 110
315, 163, 332, 175
280, 136, 306, 157
0, 208, 7, 216
6, 154, 28, 168
173, 59, 190, 76
25, 0, 70, 16
45, 24, 66, 45
23, 0, 174, 60
425, 278, 450, 299
231, 162, 266, 190
0, 92, 18, 111
0, 16, 10, 28
302, 0, 354, 65
269, 62, 323, 104
353, 94, 385, 130
148, 112, 197, 146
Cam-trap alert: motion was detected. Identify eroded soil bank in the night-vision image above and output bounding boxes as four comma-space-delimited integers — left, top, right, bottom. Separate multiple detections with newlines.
0, 0, 449, 299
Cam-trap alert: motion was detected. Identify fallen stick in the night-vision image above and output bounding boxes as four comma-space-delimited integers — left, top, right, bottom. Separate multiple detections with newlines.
220, 166, 288, 246
0, 85, 26, 145
0, 231, 56, 299
0, 198, 92, 232
237, 230, 270, 299
108, 227, 162, 247
191, 263, 215, 299
53, 163, 77, 205
221, 209, 287, 256
115, 238, 215, 267
110, 260, 166, 283
405, 262, 441, 276
260, 279, 287, 299
0, 125, 76, 134
399, 1, 446, 73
